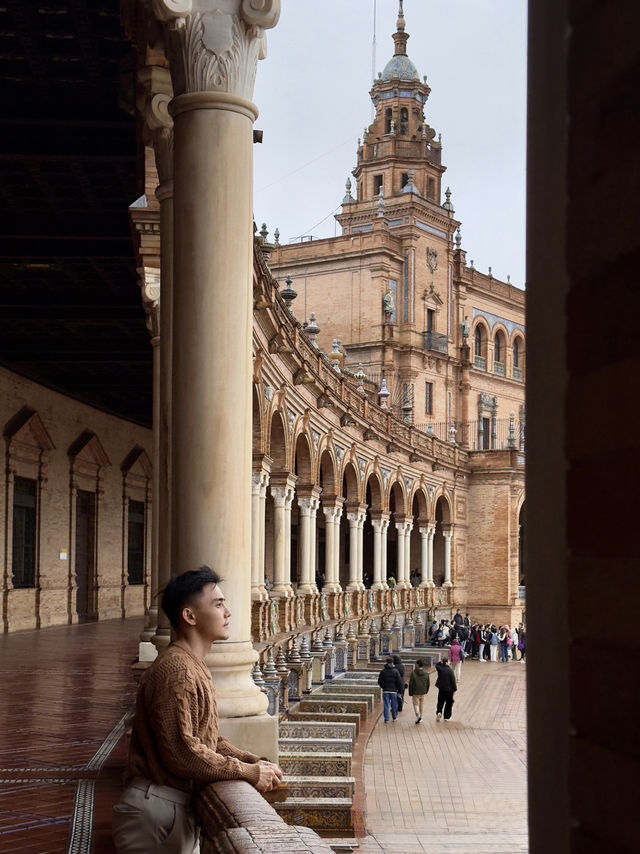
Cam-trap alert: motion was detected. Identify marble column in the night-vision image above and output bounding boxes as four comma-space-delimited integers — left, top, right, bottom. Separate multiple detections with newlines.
308, 495, 320, 593
296, 497, 314, 594
419, 527, 429, 588
154, 1, 280, 730
270, 480, 295, 598
395, 522, 405, 588
443, 527, 453, 587
427, 524, 436, 587
370, 515, 386, 590
381, 517, 389, 587
399, 518, 413, 589
356, 506, 366, 591
322, 500, 343, 593
346, 511, 360, 592
251, 467, 269, 601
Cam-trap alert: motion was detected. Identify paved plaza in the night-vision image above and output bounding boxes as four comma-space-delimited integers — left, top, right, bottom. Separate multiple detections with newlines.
360, 658, 528, 854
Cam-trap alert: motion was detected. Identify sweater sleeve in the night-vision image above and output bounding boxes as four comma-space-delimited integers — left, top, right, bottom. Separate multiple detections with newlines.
147, 669, 261, 786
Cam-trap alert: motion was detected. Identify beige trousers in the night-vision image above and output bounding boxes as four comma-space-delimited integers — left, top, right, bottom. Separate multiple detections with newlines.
112, 778, 200, 854
412, 695, 425, 717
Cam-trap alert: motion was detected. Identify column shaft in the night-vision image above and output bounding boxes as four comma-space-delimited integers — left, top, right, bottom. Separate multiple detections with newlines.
443, 529, 453, 587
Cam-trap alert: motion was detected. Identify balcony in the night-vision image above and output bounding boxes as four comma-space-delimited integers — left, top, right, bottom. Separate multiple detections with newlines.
423, 331, 448, 355
474, 355, 486, 370
494, 360, 506, 377
513, 366, 523, 381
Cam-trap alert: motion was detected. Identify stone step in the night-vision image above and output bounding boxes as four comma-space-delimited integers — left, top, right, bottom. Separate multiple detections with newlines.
278, 737, 353, 754
287, 711, 361, 735
279, 720, 357, 744
320, 682, 381, 703
297, 699, 369, 720
341, 671, 379, 680
283, 776, 355, 799
275, 798, 353, 834
279, 752, 352, 777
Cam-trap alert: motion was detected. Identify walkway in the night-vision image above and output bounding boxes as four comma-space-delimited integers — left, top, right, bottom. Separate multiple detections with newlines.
359, 658, 528, 853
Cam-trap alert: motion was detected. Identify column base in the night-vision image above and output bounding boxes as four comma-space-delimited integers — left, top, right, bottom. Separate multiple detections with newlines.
296, 583, 315, 595
396, 582, 411, 590
322, 582, 342, 594
218, 712, 279, 763
346, 582, 360, 592
371, 582, 387, 591
270, 586, 293, 598
138, 641, 158, 662
152, 628, 172, 650
443, 581, 453, 588
420, 580, 435, 589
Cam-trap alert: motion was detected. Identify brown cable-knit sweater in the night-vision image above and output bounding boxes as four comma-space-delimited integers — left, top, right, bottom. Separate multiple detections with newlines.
127, 642, 261, 792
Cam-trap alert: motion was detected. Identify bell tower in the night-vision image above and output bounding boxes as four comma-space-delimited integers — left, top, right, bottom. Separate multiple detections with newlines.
338, 1, 446, 230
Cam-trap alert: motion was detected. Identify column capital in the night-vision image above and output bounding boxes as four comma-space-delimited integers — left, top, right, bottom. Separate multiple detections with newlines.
137, 265, 160, 339
270, 483, 294, 508
137, 64, 174, 184
153, 0, 280, 102
442, 527, 454, 541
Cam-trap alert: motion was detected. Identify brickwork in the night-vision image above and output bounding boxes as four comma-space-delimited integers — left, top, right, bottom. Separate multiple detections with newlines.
0, 366, 152, 631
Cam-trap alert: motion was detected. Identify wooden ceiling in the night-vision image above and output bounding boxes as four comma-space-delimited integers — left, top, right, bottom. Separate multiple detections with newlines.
0, 1, 151, 426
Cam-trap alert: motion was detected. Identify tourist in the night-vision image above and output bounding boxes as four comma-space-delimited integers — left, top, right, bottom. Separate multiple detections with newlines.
510, 625, 519, 660
449, 636, 464, 683
518, 625, 526, 662
498, 625, 509, 662
477, 624, 487, 662
489, 625, 499, 661
434, 656, 457, 722
378, 657, 405, 722
408, 658, 431, 724
392, 654, 407, 712
452, 609, 463, 627
112, 567, 284, 854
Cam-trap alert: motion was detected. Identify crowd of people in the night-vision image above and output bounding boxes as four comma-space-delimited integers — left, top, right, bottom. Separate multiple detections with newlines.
378, 610, 527, 725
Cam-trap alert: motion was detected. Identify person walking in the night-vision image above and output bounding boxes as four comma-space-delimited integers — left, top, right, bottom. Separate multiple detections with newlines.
449, 636, 464, 684
434, 657, 457, 722
378, 657, 405, 722
518, 626, 526, 662
489, 625, 499, 661
408, 658, 431, 724
392, 654, 407, 712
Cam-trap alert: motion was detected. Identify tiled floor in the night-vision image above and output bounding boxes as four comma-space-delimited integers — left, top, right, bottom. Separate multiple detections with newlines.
0, 617, 145, 853
0, 622, 528, 853
359, 659, 528, 853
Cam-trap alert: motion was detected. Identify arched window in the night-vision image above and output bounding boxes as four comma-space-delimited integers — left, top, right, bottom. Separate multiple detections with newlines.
385, 108, 392, 134
513, 337, 520, 367
495, 333, 502, 363
400, 107, 409, 135
474, 325, 487, 370
494, 330, 506, 375
475, 326, 482, 357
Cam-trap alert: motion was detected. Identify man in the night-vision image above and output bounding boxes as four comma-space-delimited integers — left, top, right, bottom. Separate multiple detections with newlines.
434, 656, 457, 722
408, 658, 431, 724
112, 566, 283, 853
452, 609, 463, 627
377, 656, 405, 722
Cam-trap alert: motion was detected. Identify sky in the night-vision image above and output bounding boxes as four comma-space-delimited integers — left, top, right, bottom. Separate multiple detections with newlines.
252, 0, 528, 288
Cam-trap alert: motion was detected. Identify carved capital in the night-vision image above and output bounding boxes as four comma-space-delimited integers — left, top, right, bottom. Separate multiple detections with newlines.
137, 266, 161, 339
138, 65, 174, 183
153, 1, 280, 100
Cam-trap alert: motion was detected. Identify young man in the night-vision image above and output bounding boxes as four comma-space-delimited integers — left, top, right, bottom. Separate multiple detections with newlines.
434, 656, 458, 722
377, 656, 405, 722
112, 567, 283, 854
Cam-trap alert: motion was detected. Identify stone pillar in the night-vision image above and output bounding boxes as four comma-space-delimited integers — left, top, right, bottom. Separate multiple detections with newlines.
381, 517, 389, 587
356, 506, 366, 590
270, 479, 295, 598
251, 466, 269, 601
296, 496, 316, 595
419, 527, 429, 588
399, 518, 413, 589
443, 527, 453, 587
427, 524, 436, 587
395, 521, 405, 588
371, 514, 389, 590
155, 0, 280, 752
322, 500, 343, 593
346, 510, 360, 592
308, 495, 320, 593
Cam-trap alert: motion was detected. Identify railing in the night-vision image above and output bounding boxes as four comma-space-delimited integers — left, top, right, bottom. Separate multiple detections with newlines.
494, 361, 505, 377
423, 331, 448, 355
513, 366, 523, 381
414, 418, 525, 451
474, 355, 486, 370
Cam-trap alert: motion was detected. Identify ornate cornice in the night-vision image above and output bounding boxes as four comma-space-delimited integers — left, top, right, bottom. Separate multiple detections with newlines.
152, 1, 280, 101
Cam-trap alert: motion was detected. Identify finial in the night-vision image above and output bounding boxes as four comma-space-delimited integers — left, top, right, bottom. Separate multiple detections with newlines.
342, 177, 354, 205
306, 312, 320, 347
377, 186, 385, 218
260, 223, 268, 242
507, 274, 511, 284
470, 259, 474, 269
354, 362, 367, 394
281, 275, 297, 313
488, 266, 493, 276
378, 378, 390, 408
397, 1, 405, 30
443, 187, 453, 211
401, 168, 418, 196
455, 227, 461, 249
274, 227, 280, 247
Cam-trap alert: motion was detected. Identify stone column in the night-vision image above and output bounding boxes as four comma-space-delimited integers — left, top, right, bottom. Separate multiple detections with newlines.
270, 480, 295, 598
419, 527, 429, 588
154, 1, 280, 738
443, 526, 453, 587
308, 494, 320, 593
399, 518, 413, 589
251, 467, 269, 601
371, 515, 386, 590
322, 500, 343, 593
296, 497, 314, 595
380, 517, 389, 588
346, 510, 360, 592
427, 524, 436, 587
395, 521, 405, 588
356, 506, 366, 591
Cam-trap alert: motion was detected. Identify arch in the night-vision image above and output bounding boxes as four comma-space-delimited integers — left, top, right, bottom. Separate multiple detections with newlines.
364, 470, 384, 514
512, 332, 526, 377
293, 431, 313, 488
494, 327, 507, 365
410, 485, 429, 525
252, 385, 263, 454
341, 461, 360, 505
318, 446, 338, 497
387, 477, 407, 516
432, 495, 452, 586
267, 409, 288, 472
399, 106, 409, 135
385, 107, 392, 133
473, 319, 489, 362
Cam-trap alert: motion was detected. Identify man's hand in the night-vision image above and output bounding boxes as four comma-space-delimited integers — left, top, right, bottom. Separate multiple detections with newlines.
255, 760, 284, 793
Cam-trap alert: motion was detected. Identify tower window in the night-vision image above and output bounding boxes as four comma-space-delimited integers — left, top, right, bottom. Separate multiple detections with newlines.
427, 178, 436, 200
425, 382, 433, 415
385, 108, 392, 134
12, 477, 37, 588
374, 175, 383, 196
401, 172, 409, 188
400, 107, 409, 135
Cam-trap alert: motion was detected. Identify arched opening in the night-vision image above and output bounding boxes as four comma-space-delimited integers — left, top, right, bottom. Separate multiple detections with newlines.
410, 489, 428, 586
387, 481, 405, 586
433, 496, 451, 586
474, 323, 488, 369
292, 433, 314, 587
494, 329, 506, 375
264, 412, 289, 591
399, 106, 409, 135
385, 107, 392, 133
339, 463, 359, 589
513, 334, 526, 380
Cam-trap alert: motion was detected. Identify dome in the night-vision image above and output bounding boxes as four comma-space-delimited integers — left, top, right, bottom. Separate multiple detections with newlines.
381, 54, 419, 82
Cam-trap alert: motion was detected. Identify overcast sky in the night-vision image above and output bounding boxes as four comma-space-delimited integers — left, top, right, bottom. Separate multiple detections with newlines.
253, 0, 527, 289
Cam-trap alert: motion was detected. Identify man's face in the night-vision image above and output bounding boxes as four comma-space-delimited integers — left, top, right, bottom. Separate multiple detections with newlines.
188, 583, 231, 642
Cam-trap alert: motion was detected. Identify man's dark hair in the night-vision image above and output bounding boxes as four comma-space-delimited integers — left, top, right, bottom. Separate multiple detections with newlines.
386, 656, 393, 664
161, 566, 221, 630
416, 658, 425, 667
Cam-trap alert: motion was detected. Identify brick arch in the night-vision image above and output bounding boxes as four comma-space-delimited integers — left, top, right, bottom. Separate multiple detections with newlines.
341, 461, 360, 504
388, 477, 408, 517
293, 431, 313, 488
267, 409, 289, 472
410, 484, 429, 524
364, 470, 384, 513
318, 446, 338, 496
472, 317, 490, 360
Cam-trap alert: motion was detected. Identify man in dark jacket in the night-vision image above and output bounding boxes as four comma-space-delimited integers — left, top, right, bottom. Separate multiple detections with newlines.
434, 657, 457, 722
377, 657, 405, 722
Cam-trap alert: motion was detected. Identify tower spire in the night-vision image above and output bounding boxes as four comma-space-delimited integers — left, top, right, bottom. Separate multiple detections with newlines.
393, 1, 408, 56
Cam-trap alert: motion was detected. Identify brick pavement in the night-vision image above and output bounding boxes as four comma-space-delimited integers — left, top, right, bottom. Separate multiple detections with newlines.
358, 659, 528, 854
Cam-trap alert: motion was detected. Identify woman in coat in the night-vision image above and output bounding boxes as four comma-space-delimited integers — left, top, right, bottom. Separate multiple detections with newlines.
408, 658, 431, 724
449, 637, 464, 683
